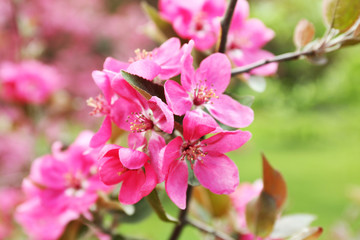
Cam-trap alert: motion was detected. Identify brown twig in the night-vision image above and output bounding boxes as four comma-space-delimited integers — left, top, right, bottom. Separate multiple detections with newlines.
218, 0, 238, 53
186, 218, 235, 240
168, 185, 193, 240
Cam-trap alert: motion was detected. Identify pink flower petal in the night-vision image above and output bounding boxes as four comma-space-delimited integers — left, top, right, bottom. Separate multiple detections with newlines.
180, 40, 195, 92
229, 0, 249, 30
90, 116, 112, 148
119, 170, 146, 205
141, 162, 158, 196
202, 130, 252, 154
195, 53, 231, 94
98, 154, 125, 186
147, 132, 166, 182
104, 57, 129, 74
92, 71, 112, 103
118, 148, 149, 170
165, 160, 188, 209
149, 96, 174, 133
194, 153, 239, 194
162, 136, 183, 175
206, 94, 254, 128
127, 59, 161, 81
164, 80, 192, 115
183, 110, 218, 141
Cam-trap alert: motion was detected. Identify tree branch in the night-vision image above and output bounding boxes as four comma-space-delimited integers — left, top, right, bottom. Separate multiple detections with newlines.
231, 49, 316, 76
218, 0, 238, 53
186, 218, 235, 240
168, 185, 193, 240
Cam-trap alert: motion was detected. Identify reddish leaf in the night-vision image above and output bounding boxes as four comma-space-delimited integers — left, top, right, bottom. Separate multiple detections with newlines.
289, 227, 323, 240
294, 19, 315, 48
262, 154, 287, 209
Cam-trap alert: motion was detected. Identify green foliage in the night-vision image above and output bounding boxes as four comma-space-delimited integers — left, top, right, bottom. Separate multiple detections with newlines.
323, 0, 360, 32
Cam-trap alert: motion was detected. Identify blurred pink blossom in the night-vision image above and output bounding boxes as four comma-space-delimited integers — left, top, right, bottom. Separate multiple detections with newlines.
15, 131, 109, 240
0, 60, 61, 104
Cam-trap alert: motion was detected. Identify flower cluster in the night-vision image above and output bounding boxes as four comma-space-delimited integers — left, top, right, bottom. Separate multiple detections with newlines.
89, 37, 253, 209
159, 0, 277, 77
15, 131, 109, 240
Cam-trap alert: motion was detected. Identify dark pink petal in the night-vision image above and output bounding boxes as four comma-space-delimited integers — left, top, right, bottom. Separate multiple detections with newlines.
229, 0, 249, 30
183, 110, 218, 141
111, 97, 143, 131
165, 160, 188, 209
194, 153, 239, 194
92, 71, 112, 103
104, 57, 129, 73
195, 53, 231, 93
202, 130, 251, 154
148, 132, 166, 182
206, 94, 254, 128
202, 0, 226, 17
127, 60, 161, 81
180, 40, 195, 92
119, 170, 146, 205
162, 136, 183, 175
118, 148, 149, 170
90, 116, 112, 148
149, 96, 174, 133
164, 80, 192, 115
128, 132, 147, 150
154, 38, 181, 65
112, 78, 148, 109
141, 162, 158, 196
98, 154, 126, 186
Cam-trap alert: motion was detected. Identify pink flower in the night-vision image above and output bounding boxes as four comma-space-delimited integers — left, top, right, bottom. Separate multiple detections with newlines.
0, 188, 23, 240
163, 110, 251, 209
0, 61, 62, 104
105, 38, 188, 81
165, 52, 254, 128
159, 0, 225, 50
111, 78, 174, 134
15, 131, 109, 240
98, 142, 158, 205
227, 2, 278, 76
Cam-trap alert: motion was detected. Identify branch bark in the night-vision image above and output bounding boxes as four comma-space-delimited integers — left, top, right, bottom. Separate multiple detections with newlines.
168, 186, 193, 240
218, 0, 238, 53
186, 218, 235, 240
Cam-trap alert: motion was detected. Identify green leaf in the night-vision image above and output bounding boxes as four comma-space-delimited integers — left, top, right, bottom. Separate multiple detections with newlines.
121, 70, 166, 102
146, 189, 178, 223
111, 198, 152, 224
141, 2, 178, 39
323, 0, 360, 32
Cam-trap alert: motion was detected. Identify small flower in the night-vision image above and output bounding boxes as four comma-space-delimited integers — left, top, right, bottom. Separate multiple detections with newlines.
159, 0, 226, 50
98, 143, 157, 205
227, 1, 278, 77
165, 52, 254, 128
163, 110, 251, 209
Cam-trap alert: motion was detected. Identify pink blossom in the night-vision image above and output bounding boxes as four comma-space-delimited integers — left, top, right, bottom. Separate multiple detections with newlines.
0, 188, 23, 240
0, 61, 61, 104
227, 2, 278, 76
15, 131, 109, 240
163, 110, 251, 209
159, 0, 226, 50
98, 143, 157, 205
165, 52, 254, 128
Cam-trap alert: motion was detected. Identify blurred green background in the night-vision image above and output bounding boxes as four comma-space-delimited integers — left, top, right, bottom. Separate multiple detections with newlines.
119, 0, 360, 239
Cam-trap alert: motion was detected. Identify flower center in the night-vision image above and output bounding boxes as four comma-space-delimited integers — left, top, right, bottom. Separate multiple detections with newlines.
129, 49, 153, 63
181, 141, 207, 168
127, 112, 154, 133
87, 94, 111, 116
64, 171, 88, 197
193, 84, 218, 106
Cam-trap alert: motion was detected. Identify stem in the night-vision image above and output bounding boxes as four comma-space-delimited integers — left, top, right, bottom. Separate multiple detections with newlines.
168, 185, 193, 240
231, 49, 316, 76
218, 0, 238, 53
186, 218, 235, 240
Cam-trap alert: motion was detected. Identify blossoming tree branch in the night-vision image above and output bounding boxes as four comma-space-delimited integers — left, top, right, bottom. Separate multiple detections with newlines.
2, 0, 360, 239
